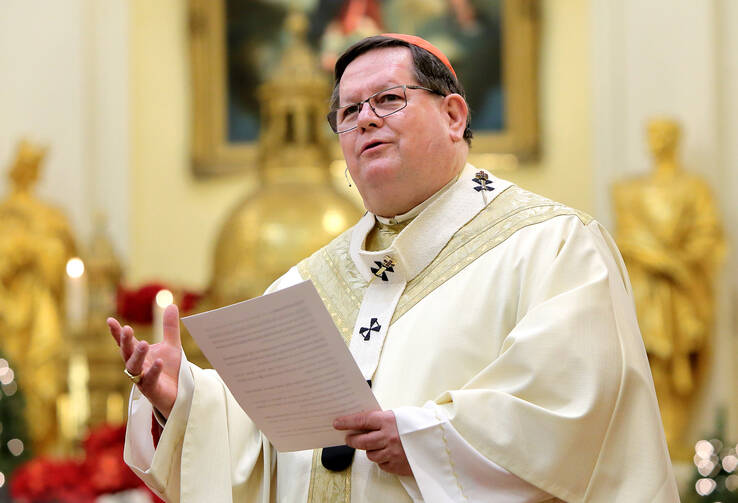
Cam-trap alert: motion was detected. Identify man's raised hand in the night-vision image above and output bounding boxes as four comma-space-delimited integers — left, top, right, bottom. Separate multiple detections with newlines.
107, 304, 183, 419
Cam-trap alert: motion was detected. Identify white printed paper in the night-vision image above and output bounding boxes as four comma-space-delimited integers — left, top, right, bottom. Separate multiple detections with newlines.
181, 280, 380, 451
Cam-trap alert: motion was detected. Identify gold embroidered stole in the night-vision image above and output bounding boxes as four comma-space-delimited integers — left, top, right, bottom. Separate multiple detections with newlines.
297, 186, 591, 502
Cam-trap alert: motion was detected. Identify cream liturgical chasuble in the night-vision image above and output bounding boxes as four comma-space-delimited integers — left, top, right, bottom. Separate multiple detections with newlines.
124, 164, 679, 502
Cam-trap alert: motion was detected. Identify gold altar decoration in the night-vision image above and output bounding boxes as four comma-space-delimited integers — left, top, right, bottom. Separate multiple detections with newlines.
613, 118, 726, 459
207, 11, 362, 306
189, 12, 362, 366
0, 139, 78, 455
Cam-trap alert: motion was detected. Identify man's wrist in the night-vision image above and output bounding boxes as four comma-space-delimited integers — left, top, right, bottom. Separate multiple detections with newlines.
152, 407, 168, 427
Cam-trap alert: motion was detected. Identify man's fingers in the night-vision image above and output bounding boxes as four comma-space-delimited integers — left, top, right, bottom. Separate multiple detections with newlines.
107, 318, 123, 345
120, 325, 138, 360
162, 304, 182, 347
366, 448, 391, 464
334, 411, 383, 431
139, 358, 163, 393
126, 341, 149, 376
345, 430, 388, 451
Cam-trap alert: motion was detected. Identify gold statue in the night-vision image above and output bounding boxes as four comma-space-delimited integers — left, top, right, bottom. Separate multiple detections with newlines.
0, 139, 78, 454
613, 119, 725, 458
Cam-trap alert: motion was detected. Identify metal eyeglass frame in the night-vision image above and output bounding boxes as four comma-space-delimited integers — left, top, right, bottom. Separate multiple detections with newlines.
327, 84, 446, 134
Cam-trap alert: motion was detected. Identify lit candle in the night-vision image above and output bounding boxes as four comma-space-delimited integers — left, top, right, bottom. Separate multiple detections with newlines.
65, 257, 88, 331
68, 352, 89, 437
152, 289, 174, 342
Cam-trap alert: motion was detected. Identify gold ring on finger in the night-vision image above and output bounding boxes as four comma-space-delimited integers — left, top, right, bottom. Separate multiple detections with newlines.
124, 368, 143, 384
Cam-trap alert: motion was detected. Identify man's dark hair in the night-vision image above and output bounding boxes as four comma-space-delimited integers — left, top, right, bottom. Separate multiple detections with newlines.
330, 35, 473, 146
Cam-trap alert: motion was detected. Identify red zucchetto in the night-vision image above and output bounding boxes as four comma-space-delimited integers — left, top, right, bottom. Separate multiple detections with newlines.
380, 33, 457, 79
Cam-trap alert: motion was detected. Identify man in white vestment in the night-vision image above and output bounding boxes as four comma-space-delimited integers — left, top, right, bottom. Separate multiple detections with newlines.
109, 35, 679, 502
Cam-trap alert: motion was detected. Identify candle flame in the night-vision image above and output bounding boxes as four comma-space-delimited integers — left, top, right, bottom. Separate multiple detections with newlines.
156, 289, 174, 308
66, 257, 85, 278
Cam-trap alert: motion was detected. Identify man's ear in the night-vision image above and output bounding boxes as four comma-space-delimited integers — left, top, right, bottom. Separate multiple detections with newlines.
443, 94, 468, 143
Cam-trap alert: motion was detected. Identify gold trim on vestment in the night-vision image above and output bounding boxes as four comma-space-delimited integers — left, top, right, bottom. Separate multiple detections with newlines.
307, 449, 352, 503
300, 186, 592, 330
298, 239, 364, 345
394, 188, 592, 322
297, 185, 592, 501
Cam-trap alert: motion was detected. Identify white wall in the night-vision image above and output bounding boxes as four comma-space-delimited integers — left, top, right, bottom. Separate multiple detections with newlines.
0, 0, 129, 261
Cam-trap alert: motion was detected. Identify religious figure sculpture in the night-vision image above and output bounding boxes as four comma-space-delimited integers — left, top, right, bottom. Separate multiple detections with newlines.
613, 118, 725, 457
0, 139, 78, 454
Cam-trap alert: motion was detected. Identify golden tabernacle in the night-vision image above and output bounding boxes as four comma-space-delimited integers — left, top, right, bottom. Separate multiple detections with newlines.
204, 12, 361, 308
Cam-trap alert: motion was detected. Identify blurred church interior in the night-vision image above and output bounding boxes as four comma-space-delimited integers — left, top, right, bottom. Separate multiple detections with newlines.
1, 0, 737, 501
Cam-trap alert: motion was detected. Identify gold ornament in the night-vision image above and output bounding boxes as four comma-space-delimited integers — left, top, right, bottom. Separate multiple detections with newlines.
0, 139, 78, 454
613, 118, 726, 459
123, 368, 142, 384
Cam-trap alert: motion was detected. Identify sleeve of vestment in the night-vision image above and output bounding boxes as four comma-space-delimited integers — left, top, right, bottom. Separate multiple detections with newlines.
392, 217, 678, 502
123, 352, 274, 502
394, 404, 553, 502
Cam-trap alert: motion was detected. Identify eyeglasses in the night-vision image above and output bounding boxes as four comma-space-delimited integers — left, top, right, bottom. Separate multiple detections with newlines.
327, 84, 445, 134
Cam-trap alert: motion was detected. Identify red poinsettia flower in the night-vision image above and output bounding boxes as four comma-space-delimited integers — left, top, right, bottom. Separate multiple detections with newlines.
11, 424, 163, 503
117, 283, 202, 324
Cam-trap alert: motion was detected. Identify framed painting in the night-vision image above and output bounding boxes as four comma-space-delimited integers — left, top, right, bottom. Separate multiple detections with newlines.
189, 0, 540, 176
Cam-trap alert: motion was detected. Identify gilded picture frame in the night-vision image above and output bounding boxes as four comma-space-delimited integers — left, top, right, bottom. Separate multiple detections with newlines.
189, 0, 540, 177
